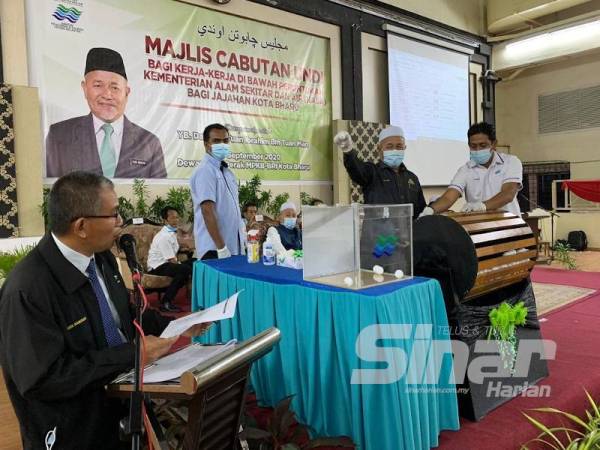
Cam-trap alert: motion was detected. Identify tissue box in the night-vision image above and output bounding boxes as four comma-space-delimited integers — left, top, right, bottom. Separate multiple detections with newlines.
302, 204, 413, 289
276, 250, 303, 270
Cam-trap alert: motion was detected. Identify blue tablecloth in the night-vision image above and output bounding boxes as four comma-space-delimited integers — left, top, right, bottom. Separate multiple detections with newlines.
192, 256, 459, 450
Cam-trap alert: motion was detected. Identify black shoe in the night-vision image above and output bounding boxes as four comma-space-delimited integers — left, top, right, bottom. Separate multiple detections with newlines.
160, 302, 182, 313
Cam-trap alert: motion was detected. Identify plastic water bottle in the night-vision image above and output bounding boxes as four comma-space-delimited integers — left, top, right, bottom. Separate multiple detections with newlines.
262, 241, 275, 265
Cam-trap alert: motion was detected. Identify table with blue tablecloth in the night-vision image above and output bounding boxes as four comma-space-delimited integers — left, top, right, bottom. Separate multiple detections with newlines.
192, 256, 459, 450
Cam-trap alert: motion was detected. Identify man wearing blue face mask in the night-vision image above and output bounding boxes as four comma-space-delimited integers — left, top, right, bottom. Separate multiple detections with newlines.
147, 206, 194, 312
190, 123, 245, 260
334, 126, 426, 218
273, 201, 302, 250
421, 122, 522, 217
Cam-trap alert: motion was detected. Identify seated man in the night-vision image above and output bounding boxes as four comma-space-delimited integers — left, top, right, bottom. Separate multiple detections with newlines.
242, 201, 258, 228
271, 201, 302, 251
147, 206, 193, 312
421, 122, 523, 217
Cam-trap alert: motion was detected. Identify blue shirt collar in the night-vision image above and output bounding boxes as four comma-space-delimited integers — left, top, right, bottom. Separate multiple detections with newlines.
203, 152, 223, 169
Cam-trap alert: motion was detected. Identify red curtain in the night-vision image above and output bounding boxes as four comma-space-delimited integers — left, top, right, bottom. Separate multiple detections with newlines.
561, 180, 600, 203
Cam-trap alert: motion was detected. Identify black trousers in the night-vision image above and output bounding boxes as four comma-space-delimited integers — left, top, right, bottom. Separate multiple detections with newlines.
149, 259, 193, 304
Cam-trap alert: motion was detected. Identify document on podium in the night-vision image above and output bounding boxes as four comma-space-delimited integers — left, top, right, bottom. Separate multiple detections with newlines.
143, 340, 237, 383
159, 291, 241, 338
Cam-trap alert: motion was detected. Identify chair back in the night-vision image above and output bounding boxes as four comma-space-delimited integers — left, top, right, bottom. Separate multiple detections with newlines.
116, 223, 172, 291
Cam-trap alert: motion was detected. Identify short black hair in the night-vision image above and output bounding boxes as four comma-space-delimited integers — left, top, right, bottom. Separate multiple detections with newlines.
49, 171, 114, 235
242, 202, 258, 213
203, 123, 229, 142
309, 198, 324, 206
467, 122, 496, 141
161, 205, 179, 220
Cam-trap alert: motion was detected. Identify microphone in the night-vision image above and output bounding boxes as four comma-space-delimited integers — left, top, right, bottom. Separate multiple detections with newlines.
118, 234, 143, 278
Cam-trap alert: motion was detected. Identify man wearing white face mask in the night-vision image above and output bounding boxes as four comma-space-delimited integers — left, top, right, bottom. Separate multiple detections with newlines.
421, 122, 522, 217
334, 126, 426, 218
272, 201, 302, 251
190, 123, 245, 259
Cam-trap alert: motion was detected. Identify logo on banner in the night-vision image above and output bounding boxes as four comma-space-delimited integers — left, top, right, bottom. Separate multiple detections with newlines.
51, 3, 84, 33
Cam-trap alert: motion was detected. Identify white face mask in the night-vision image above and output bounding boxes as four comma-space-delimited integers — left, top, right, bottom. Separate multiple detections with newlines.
470, 148, 492, 165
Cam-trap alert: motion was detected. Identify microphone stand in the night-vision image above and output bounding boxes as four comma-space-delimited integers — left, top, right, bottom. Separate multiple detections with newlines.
128, 270, 143, 450
548, 209, 560, 263
518, 191, 559, 264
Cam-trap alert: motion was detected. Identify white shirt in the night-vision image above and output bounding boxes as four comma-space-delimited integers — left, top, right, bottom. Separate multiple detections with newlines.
92, 114, 124, 162
449, 152, 523, 216
147, 226, 179, 270
51, 233, 125, 340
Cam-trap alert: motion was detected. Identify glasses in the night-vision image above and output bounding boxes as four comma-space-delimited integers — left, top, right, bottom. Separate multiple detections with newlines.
72, 212, 121, 222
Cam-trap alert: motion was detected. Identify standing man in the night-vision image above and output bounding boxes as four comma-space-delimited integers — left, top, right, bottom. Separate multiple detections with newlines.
147, 206, 194, 312
0, 172, 207, 450
421, 122, 523, 216
190, 123, 244, 260
334, 126, 426, 218
46, 47, 167, 178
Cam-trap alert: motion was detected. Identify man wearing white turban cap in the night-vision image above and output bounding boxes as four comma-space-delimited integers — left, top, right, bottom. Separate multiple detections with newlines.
333, 125, 426, 218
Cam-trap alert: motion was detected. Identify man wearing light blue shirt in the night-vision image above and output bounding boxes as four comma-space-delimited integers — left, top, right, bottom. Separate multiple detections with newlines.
190, 123, 245, 259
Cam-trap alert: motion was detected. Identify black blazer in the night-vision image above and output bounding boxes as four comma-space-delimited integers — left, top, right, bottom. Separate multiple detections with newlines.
46, 113, 167, 178
0, 234, 171, 450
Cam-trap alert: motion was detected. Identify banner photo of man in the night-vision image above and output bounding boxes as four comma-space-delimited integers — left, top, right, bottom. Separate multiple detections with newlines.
27, 0, 332, 182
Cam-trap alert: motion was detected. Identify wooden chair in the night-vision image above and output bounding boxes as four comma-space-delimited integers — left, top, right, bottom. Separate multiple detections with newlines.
115, 223, 172, 296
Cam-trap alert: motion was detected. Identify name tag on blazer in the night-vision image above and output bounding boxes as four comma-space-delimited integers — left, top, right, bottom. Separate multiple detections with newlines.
130, 159, 148, 167
66, 316, 88, 331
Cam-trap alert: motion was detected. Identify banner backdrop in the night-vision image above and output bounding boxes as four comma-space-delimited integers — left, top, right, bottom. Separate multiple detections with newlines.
26, 0, 332, 181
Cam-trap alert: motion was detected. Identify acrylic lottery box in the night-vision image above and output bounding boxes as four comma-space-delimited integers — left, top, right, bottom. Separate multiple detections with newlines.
302, 204, 413, 290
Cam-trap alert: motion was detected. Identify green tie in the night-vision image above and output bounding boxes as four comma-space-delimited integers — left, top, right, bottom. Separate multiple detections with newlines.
99, 123, 116, 177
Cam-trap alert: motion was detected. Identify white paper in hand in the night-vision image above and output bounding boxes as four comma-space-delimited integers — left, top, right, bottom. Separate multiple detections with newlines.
159, 291, 241, 338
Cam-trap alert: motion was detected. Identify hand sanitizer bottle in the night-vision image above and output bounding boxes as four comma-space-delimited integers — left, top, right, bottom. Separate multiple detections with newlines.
262, 241, 275, 265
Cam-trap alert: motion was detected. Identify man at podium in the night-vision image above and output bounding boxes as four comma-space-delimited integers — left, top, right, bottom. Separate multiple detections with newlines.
0, 172, 206, 450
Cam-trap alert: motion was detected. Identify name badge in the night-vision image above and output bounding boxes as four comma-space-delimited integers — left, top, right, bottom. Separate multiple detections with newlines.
130, 159, 147, 167
67, 316, 88, 331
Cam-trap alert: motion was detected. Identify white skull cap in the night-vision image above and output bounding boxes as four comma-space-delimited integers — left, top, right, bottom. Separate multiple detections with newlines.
378, 126, 404, 143
279, 201, 297, 213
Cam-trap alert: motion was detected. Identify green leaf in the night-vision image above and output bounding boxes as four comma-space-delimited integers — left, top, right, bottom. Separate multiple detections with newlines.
584, 389, 600, 419
239, 427, 273, 441
281, 444, 301, 450
302, 436, 356, 449
522, 412, 567, 449
270, 396, 295, 438
530, 408, 592, 431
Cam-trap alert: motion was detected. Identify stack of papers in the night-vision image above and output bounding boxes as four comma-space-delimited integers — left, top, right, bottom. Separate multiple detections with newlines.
143, 340, 237, 383
159, 291, 240, 338
112, 291, 241, 384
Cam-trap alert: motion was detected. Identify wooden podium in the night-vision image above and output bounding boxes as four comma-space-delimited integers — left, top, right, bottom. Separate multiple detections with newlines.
108, 327, 281, 450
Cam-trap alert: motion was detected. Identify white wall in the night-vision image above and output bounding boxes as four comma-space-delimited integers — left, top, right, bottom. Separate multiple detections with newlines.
496, 50, 600, 248
378, 0, 485, 35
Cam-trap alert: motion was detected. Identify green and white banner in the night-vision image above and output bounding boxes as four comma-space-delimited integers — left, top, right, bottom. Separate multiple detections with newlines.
27, 0, 332, 181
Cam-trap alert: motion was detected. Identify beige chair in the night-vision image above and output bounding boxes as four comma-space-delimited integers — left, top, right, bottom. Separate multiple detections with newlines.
115, 223, 173, 294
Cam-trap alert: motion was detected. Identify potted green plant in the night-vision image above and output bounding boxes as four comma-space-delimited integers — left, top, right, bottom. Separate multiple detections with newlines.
0, 245, 35, 286
521, 390, 600, 449
240, 395, 355, 450
553, 241, 577, 270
